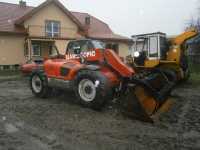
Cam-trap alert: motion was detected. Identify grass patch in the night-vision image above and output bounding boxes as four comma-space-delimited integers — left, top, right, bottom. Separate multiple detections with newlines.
189, 62, 200, 85
0, 70, 21, 76
189, 63, 200, 73
190, 73, 200, 85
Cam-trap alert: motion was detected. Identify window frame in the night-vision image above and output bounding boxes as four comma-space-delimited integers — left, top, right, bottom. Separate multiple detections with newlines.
32, 43, 41, 57
148, 36, 159, 59
45, 20, 61, 38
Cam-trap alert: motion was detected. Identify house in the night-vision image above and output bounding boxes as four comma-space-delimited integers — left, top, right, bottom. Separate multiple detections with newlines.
0, 0, 132, 70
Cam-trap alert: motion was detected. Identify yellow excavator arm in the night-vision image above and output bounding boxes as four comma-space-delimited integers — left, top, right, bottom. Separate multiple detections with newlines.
167, 28, 198, 63
171, 28, 198, 45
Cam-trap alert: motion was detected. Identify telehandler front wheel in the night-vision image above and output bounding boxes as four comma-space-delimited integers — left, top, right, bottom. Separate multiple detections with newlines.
30, 72, 51, 98
74, 70, 111, 110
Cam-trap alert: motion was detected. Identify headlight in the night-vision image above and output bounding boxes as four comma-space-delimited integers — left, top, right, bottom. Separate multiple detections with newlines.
173, 49, 177, 53
134, 51, 140, 57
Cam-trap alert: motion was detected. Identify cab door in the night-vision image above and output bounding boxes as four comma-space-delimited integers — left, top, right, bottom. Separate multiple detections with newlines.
148, 36, 159, 60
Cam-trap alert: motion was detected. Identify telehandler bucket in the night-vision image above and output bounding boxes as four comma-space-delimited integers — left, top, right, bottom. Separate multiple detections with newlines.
121, 70, 174, 123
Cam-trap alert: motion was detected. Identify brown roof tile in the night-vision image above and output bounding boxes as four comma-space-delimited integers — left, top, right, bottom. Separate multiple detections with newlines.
0, 0, 130, 41
71, 11, 130, 41
0, 2, 33, 34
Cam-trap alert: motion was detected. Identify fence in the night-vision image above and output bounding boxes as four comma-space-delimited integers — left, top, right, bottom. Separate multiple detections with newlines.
0, 65, 20, 71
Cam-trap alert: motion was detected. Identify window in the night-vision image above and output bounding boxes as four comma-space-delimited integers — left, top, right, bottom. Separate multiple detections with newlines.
3, 65, 10, 70
149, 36, 158, 58
45, 20, 60, 37
136, 38, 148, 52
32, 43, 41, 56
67, 40, 93, 54
160, 36, 168, 59
92, 40, 105, 49
67, 41, 80, 54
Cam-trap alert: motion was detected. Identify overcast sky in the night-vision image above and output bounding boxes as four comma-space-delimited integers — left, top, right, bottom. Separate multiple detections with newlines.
1, 0, 199, 37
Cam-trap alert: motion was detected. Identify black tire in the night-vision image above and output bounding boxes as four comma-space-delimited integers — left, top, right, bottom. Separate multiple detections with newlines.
74, 70, 111, 110
30, 71, 51, 98
162, 69, 177, 83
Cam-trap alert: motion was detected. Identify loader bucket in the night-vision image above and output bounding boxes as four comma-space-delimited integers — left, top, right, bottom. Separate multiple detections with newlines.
121, 71, 174, 123
121, 86, 173, 123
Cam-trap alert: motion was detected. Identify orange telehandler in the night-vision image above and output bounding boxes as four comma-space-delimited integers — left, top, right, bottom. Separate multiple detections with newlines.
30, 39, 175, 123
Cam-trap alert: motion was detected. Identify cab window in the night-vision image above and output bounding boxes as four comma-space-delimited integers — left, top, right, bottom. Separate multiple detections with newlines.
67, 42, 81, 54
136, 38, 148, 52
92, 40, 105, 49
160, 36, 168, 59
149, 36, 158, 57
67, 40, 94, 54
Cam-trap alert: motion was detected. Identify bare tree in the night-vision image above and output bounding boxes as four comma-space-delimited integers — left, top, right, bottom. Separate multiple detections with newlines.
185, 0, 200, 31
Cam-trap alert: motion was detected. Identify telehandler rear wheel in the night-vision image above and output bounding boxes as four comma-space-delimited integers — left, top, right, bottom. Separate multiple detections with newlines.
74, 70, 111, 110
30, 72, 51, 98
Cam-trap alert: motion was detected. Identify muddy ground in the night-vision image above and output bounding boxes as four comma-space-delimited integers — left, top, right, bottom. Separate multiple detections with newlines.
0, 78, 199, 150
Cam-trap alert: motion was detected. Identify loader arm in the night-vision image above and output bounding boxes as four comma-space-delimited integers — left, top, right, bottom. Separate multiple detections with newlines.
104, 49, 135, 78
171, 29, 198, 45
167, 29, 198, 63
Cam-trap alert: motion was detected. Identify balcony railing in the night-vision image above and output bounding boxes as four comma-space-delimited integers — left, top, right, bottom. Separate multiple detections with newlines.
27, 25, 78, 38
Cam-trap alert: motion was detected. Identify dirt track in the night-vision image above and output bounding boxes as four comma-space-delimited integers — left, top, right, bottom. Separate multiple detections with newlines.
0, 78, 200, 150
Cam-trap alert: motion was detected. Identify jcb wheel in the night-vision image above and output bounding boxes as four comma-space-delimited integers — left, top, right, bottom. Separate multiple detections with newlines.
30, 72, 51, 98
74, 70, 111, 110
162, 69, 177, 83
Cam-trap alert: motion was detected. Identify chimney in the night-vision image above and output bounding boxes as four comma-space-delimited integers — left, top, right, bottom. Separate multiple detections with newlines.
85, 16, 91, 26
19, 0, 26, 7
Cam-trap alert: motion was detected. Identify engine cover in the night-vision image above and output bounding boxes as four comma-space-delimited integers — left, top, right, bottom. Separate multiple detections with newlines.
44, 59, 84, 80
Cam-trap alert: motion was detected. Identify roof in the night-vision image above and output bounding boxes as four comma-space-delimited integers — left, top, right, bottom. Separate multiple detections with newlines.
0, 2, 33, 34
131, 32, 166, 38
71, 11, 130, 42
0, 0, 131, 42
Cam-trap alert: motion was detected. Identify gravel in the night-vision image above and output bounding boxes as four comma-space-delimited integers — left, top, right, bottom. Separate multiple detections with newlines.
0, 78, 199, 150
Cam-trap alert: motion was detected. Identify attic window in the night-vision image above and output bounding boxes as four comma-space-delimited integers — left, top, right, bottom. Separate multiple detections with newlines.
45, 20, 60, 38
